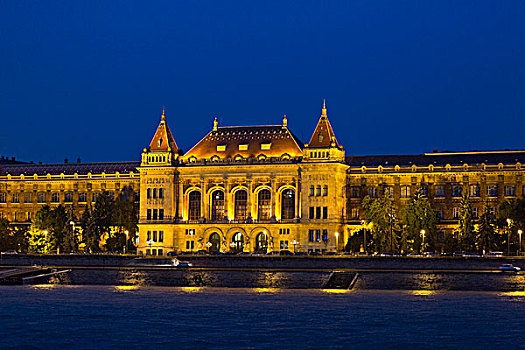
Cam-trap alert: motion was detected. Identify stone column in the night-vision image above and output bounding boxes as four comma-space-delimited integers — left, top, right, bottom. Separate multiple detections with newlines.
271, 176, 276, 220
247, 179, 252, 220
201, 178, 206, 221
294, 177, 300, 220
223, 178, 229, 220
178, 179, 184, 221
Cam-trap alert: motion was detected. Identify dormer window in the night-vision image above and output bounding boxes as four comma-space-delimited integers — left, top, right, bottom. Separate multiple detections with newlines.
318, 134, 323, 143
158, 138, 162, 147
261, 142, 271, 150
217, 144, 226, 152
239, 144, 248, 151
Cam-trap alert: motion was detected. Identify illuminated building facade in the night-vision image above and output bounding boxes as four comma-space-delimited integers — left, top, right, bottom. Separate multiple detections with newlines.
0, 102, 524, 255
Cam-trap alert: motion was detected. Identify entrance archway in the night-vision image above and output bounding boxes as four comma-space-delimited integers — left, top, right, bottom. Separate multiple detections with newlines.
231, 232, 244, 253
209, 232, 221, 252
255, 232, 268, 253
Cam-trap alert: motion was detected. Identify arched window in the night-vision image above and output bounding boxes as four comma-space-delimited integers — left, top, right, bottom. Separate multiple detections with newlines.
209, 232, 221, 252
316, 185, 321, 196
152, 188, 157, 199
323, 185, 328, 196
188, 191, 201, 221
281, 189, 295, 220
257, 189, 271, 221
309, 185, 314, 196
234, 190, 248, 221
147, 188, 151, 199
211, 190, 225, 221
255, 232, 268, 253
232, 232, 244, 252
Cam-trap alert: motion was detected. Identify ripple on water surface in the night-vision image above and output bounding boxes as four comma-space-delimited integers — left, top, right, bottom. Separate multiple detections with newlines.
1, 286, 525, 349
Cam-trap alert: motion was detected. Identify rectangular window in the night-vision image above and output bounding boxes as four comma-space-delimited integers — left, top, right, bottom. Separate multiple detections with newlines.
261, 143, 271, 150
79, 192, 87, 202
64, 192, 73, 203
368, 187, 377, 198
217, 144, 226, 152
159, 209, 164, 220
51, 193, 60, 203
153, 209, 158, 220
385, 186, 394, 198
157, 249, 163, 256
152, 188, 157, 199
400, 186, 410, 198
322, 207, 328, 219
238, 144, 248, 151
351, 208, 359, 219
24, 192, 33, 203
350, 187, 360, 198
147, 231, 151, 241
453, 207, 460, 219
315, 230, 321, 242
322, 229, 328, 242
472, 207, 478, 219
487, 185, 498, 197
316, 207, 321, 219
469, 185, 480, 197
146, 249, 151, 256
308, 230, 314, 242
147, 209, 151, 220
11, 193, 19, 203
147, 188, 151, 199
309, 186, 314, 196
38, 192, 46, 203
309, 207, 314, 219
438, 208, 444, 220
159, 231, 164, 243
153, 231, 157, 242
452, 186, 462, 198
323, 186, 328, 196
504, 185, 515, 197
435, 186, 445, 198
280, 240, 284, 249
284, 240, 289, 249
159, 188, 163, 199
421, 186, 428, 197
0, 193, 6, 203
92, 192, 99, 202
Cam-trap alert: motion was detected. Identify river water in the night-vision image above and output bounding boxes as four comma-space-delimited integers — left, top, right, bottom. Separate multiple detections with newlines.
1, 286, 524, 349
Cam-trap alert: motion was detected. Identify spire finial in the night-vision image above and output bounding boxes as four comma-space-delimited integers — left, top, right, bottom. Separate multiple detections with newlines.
161, 106, 166, 122
213, 116, 218, 131
321, 99, 327, 117
282, 114, 288, 127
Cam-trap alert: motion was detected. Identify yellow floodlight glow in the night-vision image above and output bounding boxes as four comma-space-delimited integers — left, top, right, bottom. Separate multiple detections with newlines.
114, 285, 140, 291
410, 290, 434, 296
500, 291, 525, 297
179, 287, 204, 293
252, 288, 278, 293
322, 289, 352, 294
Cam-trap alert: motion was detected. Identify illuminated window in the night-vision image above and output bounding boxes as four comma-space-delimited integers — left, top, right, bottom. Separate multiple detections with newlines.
401, 186, 410, 198
504, 185, 515, 197
211, 190, 225, 221
487, 185, 498, 197
234, 190, 248, 221
261, 143, 271, 150
11, 193, 19, 203
470, 185, 480, 197
238, 144, 248, 151
188, 191, 201, 221
453, 207, 460, 219
472, 207, 478, 219
351, 208, 359, 219
257, 189, 271, 221
368, 187, 377, 198
217, 144, 226, 152
281, 189, 295, 220
385, 186, 394, 198
280, 240, 289, 249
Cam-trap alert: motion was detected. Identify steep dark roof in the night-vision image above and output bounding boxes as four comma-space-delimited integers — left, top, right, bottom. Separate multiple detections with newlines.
182, 124, 303, 160
0, 161, 140, 176
346, 151, 525, 167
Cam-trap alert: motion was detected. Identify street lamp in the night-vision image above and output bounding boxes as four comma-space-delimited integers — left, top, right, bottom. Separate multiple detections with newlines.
335, 232, 339, 253
290, 239, 299, 254
124, 230, 129, 254
361, 220, 367, 254
146, 239, 154, 256
507, 218, 512, 256
420, 229, 426, 253
518, 229, 522, 256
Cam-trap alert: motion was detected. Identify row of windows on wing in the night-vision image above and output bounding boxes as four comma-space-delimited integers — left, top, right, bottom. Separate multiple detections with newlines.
146, 188, 164, 199
309, 185, 328, 197
350, 206, 494, 221
186, 188, 296, 222
0, 191, 119, 204
186, 153, 292, 163
309, 151, 329, 159
349, 184, 523, 199
147, 154, 167, 163
216, 143, 272, 152
359, 162, 521, 173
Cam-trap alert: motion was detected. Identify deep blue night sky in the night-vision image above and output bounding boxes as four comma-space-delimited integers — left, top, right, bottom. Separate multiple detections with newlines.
1, 1, 524, 163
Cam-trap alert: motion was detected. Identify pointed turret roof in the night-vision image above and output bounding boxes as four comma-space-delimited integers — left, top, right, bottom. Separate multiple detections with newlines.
308, 100, 339, 148
148, 108, 178, 153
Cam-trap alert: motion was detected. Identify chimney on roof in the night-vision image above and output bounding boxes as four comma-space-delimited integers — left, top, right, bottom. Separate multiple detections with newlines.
77, 158, 81, 163
433, 148, 438, 153
64, 158, 68, 164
